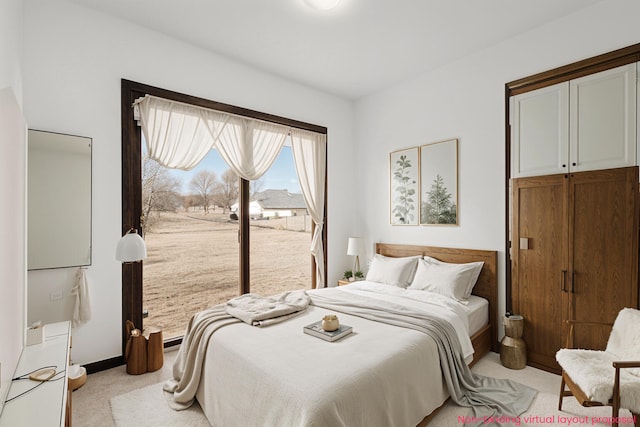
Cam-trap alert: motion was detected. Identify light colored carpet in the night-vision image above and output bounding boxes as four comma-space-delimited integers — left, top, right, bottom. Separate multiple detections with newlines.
72, 348, 180, 427
107, 351, 636, 427
110, 383, 209, 427
429, 352, 636, 426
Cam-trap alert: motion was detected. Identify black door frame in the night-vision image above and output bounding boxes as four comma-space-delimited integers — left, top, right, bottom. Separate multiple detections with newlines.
120, 79, 328, 356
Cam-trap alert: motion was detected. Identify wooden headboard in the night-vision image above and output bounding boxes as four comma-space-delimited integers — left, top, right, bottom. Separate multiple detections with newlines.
376, 243, 499, 352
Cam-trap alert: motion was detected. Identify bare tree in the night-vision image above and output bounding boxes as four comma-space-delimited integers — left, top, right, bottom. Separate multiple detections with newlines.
189, 170, 218, 213
142, 155, 183, 231
213, 169, 239, 213
182, 194, 200, 212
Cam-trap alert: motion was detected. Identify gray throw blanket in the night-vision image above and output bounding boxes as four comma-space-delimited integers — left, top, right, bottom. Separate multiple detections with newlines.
309, 291, 537, 427
164, 290, 310, 409
163, 304, 239, 409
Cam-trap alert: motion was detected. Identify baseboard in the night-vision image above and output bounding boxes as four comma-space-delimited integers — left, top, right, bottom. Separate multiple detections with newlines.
84, 356, 124, 374
83, 336, 181, 375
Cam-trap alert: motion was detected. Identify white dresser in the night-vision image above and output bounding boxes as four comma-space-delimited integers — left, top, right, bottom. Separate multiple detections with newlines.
0, 322, 71, 427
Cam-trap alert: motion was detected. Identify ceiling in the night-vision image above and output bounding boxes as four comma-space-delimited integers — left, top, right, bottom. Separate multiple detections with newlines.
70, 0, 602, 100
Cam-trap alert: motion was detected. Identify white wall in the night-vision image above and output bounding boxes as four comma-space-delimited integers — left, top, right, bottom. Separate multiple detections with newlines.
0, 0, 26, 410
0, 0, 23, 103
23, 0, 356, 365
21, 0, 640, 366
354, 0, 640, 334
0, 90, 26, 414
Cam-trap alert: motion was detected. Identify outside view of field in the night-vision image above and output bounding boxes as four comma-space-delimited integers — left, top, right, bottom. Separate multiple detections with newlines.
141, 142, 313, 340
143, 211, 311, 339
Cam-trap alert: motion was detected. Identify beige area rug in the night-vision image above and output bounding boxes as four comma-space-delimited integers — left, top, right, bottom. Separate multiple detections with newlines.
110, 383, 210, 427
110, 352, 637, 427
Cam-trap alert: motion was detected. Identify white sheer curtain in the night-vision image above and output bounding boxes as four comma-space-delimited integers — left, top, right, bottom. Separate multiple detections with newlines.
135, 96, 289, 180
134, 94, 327, 288
214, 115, 288, 180
291, 129, 327, 288
134, 95, 228, 170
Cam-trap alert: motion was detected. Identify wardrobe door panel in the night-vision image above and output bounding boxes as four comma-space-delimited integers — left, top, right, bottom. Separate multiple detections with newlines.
569, 167, 639, 350
512, 174, 568, 371
510, 83, 569, 178
570, 63, 637, 173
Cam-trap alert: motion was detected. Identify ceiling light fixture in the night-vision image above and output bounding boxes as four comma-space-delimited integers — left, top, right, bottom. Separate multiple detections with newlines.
303, 0, 341, 11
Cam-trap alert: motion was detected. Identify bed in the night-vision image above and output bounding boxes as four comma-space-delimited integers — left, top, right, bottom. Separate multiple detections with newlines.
172, 244, 499, 426
374, 243, 499, 365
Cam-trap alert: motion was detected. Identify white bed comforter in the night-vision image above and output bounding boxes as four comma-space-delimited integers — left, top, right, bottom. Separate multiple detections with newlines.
336, 281, 474, 362
192, 282, 473, 427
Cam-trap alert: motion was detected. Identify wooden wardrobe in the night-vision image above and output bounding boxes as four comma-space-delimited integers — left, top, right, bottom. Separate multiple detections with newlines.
507, 44, 640, 373
511, 167, 639, 372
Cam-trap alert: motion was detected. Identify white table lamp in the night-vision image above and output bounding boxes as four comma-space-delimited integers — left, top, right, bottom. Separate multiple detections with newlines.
347, 237, 363, 273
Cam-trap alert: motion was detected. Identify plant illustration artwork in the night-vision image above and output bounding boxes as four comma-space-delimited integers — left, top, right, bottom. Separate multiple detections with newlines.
420, 139, 458, 225
421, 174, 457, 224
392, 155, 416, 223
390, 147, 419, 225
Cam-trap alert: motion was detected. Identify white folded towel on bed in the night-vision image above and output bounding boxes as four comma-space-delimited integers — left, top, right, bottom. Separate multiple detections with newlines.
225, 290, 310, 326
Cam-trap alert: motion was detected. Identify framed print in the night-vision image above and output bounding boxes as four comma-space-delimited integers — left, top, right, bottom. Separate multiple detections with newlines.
390, 147, 419, 225
420, 139, 458, 225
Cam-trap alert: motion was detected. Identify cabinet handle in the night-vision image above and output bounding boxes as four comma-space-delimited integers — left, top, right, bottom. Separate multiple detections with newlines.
571, 271, 575, 293
562, 164, 567, 168
572, 162, 577, 167
561, 270, 567, 292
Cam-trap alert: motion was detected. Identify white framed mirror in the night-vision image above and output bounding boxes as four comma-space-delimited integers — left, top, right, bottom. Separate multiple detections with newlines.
27, 129, 92, 270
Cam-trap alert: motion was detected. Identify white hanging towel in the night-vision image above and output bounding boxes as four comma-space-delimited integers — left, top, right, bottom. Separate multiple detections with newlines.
71, 268, 92, 327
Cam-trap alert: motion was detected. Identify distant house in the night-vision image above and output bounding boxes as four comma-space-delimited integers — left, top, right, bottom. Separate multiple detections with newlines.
231, 189, 308, 219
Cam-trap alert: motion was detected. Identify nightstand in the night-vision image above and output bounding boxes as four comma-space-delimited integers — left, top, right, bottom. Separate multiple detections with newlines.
337, 279, 351, 286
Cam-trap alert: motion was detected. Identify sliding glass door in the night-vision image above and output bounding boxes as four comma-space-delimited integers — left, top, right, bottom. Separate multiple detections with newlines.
249, 145, 311, 297
141, 147, 240, 340
121, 80, 326, 351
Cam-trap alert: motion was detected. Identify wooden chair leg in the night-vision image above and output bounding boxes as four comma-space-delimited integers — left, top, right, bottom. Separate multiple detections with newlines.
558, 373, 566, 411
612, 368, 620, 427
610, 403, 621, 427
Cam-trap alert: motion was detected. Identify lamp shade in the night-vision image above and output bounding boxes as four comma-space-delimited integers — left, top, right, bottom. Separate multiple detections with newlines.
347, 237, 362, 256
116, 229, 147, 262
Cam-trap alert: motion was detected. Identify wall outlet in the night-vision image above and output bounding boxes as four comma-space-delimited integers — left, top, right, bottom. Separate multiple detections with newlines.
49, 291, 63, 301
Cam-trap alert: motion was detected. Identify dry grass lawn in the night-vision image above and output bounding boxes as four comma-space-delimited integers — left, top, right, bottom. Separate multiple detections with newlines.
143, 211, 311, 339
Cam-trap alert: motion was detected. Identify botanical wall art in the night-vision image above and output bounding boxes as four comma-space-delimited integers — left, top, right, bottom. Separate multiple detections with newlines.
419, 139, 458, 225
389, 147, 419, 225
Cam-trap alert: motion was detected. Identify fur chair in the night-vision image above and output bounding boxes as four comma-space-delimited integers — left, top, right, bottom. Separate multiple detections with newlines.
556, 308, 640, 427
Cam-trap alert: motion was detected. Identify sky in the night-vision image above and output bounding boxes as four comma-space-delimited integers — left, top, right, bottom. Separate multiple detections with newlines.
163, 145, 301, 195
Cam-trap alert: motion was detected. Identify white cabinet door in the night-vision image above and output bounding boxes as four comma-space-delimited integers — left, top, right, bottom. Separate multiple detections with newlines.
569, 63, 637, 173
511, 83, 569, 178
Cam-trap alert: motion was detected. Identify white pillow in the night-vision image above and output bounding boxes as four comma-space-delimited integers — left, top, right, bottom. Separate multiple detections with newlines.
422, 256, 483, 298
365, 254, 421, 288
408, 258, 484, 302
